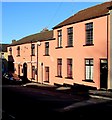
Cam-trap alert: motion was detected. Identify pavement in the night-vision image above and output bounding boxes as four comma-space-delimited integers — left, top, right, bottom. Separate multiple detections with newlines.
89, 89, 112, 99
22, 82, 112, 100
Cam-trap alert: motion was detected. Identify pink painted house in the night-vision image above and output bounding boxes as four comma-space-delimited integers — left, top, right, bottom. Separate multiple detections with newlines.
7, 30, 54, 82
8, 1, 112, 90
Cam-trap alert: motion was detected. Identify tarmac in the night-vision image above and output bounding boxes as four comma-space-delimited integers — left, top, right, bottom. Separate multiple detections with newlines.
21, 81, 112, 113
22, 82, 112, 100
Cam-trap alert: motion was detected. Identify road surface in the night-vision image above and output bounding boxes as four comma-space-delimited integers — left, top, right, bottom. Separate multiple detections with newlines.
2, 85, 112, 119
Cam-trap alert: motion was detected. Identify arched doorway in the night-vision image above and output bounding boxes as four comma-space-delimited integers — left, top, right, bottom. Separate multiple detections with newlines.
23, 62, 27, 79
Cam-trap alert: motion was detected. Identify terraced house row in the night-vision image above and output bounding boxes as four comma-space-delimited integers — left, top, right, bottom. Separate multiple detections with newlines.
7, 1, 112, 90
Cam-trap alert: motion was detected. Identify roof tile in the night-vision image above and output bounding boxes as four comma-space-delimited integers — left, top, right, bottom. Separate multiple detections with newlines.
9, 30, 54, 46
53, 1, 111, 29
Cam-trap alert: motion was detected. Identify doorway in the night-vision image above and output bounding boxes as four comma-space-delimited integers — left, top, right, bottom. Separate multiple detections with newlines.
100, 59, 108, 89
45, 66, 49, 83
23, 62, 27, 79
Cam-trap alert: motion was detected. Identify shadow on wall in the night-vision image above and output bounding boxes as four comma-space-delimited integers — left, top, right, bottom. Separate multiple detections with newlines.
8, 55, 14, 73
2, 58, 8, 74
7, 56, 30, 84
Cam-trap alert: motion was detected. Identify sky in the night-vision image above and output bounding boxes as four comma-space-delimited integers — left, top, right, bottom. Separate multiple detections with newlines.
2, 1, 106, 44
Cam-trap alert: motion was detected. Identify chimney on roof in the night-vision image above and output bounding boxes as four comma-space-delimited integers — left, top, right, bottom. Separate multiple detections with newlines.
40, 27, 49, 33
12, 39, 16, 43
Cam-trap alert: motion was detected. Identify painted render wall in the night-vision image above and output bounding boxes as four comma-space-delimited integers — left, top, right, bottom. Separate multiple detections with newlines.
8, 43, 38, 80
37, 15, 108, 89
38, 40, 55, 85
51, 16, 108, 89
7, 15, 110, 89
0, 52, 8, 60
108, 9, 112, 89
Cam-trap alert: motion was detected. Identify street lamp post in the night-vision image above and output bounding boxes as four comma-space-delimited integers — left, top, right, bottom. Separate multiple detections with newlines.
36, 41, 41, 83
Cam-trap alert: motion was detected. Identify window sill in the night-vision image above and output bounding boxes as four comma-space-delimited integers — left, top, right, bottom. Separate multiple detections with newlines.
65, 77, 73, 79
82, 79, 95, 83
16, 55, 20, 57
55, 76, 63, 78
65, 46, 73, 48
43, 55, 50, 56
83, 44, 94, 46
55, 46, 63, 49
44, 81, 49, 83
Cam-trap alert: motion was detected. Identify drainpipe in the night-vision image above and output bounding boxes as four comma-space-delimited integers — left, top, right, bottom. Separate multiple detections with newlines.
107, 14, 109, 89
31, 41, 32, 81
36, 41, 41, 83
41, 62, 43, 84
109, 8, 112, 89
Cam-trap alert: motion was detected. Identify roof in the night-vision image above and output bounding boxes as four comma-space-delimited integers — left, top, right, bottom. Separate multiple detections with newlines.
0, 44, 9, 52
53, 1, 112, 29
108, 1, 112, 9
8, 30, 54, 46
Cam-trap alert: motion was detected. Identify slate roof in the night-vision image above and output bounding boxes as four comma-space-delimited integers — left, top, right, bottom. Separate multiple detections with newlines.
108, 1, 112, 9
53, 1, 112, 29
8, 30, 54, 46
0, 44, 9, 52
